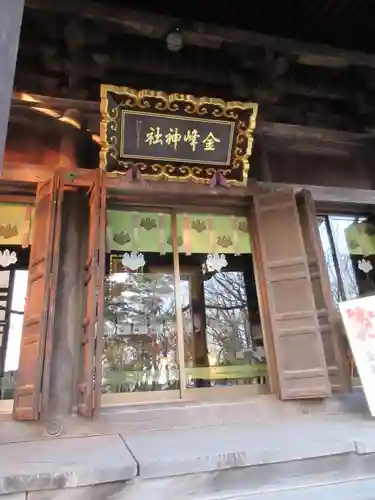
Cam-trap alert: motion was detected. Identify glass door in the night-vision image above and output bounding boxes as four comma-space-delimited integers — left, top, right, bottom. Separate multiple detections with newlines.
318, 213, 375, 386
176, 213, 269, 400
102, 210, 181, 404
102, 209, 269, 405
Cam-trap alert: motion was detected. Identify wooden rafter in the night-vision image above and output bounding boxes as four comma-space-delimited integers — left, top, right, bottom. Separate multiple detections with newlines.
1, 161, 375, 209
24, 0, 375, 69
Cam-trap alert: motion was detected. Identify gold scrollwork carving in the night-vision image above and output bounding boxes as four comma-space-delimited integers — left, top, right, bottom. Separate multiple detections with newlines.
100, 84, 258, 186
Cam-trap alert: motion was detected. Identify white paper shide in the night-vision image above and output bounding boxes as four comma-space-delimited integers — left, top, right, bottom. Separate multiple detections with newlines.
0, 249, 17, 268
121, 251, 145, 271
339, 295, 375, 416
206, 253, 227, 273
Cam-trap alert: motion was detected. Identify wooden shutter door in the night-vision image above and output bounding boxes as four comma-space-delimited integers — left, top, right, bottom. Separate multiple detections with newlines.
250, 188, 330, 399
297, 189, 352, 392
78, 171, 106, 417
13, 174, 63, 420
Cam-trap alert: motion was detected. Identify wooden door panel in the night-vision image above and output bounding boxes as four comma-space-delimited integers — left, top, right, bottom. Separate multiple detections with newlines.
78, 170, 106, 417
297, 189, 351, 392
250, 189, 330, 399
13, 174, 63, 420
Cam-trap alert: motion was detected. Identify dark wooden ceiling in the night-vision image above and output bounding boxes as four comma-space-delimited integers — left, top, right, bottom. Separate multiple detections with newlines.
12, 0, 375, 134
100, 0, 375, 53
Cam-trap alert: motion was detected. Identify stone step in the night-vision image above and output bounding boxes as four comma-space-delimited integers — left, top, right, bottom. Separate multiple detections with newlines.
98, 388, 369, 433
0, 389, 369, 446
15, 476, 375, 500
2, 414, 375, 499
228, 477, 375, 500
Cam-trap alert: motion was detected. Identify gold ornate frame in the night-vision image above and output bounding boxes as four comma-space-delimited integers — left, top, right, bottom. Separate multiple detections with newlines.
100, 85, 258, 186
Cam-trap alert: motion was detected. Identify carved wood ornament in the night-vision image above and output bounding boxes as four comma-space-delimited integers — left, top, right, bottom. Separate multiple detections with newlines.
100, 85, 258, 186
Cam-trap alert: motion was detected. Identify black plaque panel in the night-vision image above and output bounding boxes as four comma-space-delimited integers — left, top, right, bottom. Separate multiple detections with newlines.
120, 110, 234, 166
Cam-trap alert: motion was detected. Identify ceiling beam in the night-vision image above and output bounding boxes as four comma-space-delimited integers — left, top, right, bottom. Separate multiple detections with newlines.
11, 92, 371, 148
17, 50, 232, 86
25, 0, 375, 69
16, 43, 356, 102
267, 182, 375, 206
3, 159, 374, 208
11, 88, 356, 133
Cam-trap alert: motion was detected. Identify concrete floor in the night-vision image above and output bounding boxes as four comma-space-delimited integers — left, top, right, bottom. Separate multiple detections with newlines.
0, 388, 374, 499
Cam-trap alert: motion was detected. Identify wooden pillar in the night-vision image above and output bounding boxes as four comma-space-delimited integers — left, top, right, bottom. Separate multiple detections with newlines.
47, 190, 88, 422
0, 0, 24, 174
44, 109, 90, 425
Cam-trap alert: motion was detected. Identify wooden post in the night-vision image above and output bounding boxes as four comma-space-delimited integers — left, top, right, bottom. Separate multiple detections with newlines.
0, 0, 24, 175
47, 189, 88, 421
44, 109, 90, 424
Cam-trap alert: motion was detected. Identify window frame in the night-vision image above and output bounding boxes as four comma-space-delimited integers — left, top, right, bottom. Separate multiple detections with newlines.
318, 211, 375, 303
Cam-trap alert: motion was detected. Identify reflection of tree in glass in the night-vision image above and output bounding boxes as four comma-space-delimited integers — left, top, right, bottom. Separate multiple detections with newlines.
203, 271, 252, 364
318, 216, 374, 382
103, 267, 261, 391
103, 272, 178, 393
319, 217, 360, 303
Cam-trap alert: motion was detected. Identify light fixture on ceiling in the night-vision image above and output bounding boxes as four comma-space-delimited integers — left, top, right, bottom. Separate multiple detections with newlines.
166, 28, 184, 52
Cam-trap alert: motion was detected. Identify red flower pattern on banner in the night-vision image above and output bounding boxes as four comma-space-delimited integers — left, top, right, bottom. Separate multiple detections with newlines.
346, 307, 375, 341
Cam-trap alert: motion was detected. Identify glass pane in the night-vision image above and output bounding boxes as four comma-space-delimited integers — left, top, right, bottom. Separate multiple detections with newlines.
317, 214, 375, 386
328, 215, 372, 300
318, 218, 343, 304
0, 269, 27, 400
103, 210, 180, 395
103, 270, 179, 393
178, 213, 268, 390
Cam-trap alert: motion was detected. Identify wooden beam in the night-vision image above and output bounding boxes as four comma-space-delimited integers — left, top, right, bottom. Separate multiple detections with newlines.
264, 182, 375, 206
0, 162, 95, 187
1, 161, 375, 207
0, 195, 34, 203
12, 93, 371, 146
0, 162, 52, 183
15, 49, 356, 102
105, 172, 252, 210
14, 85, 351, 126
24, 0, 375, 70
259, 122, 368, 145
17, 45, 232, 87
106, 173, 375, 207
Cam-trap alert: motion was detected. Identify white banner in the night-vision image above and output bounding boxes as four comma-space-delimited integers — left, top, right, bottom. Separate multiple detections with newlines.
339, 295, 375, 416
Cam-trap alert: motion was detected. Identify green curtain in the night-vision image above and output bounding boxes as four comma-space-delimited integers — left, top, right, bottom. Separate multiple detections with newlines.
107, 211, 251, 254
0, 203, 33, 246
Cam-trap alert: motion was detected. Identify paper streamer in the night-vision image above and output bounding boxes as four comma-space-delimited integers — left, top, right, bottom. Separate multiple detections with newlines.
232, 215, 240, 255
132, 212, 139, 250
158, 213, 166, 255
105, 211, 112, 250
207, 216, 215, 253
183, 213, 191, 255
21, 205, 32, 248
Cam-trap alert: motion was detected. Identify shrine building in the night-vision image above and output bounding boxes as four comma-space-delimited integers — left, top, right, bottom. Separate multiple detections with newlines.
0, 2, 375, 499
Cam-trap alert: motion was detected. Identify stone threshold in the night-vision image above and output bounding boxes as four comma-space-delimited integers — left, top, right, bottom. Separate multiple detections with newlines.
14, 476, 375, 500
0, 388, 369, 446
1, 412, 375, 498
